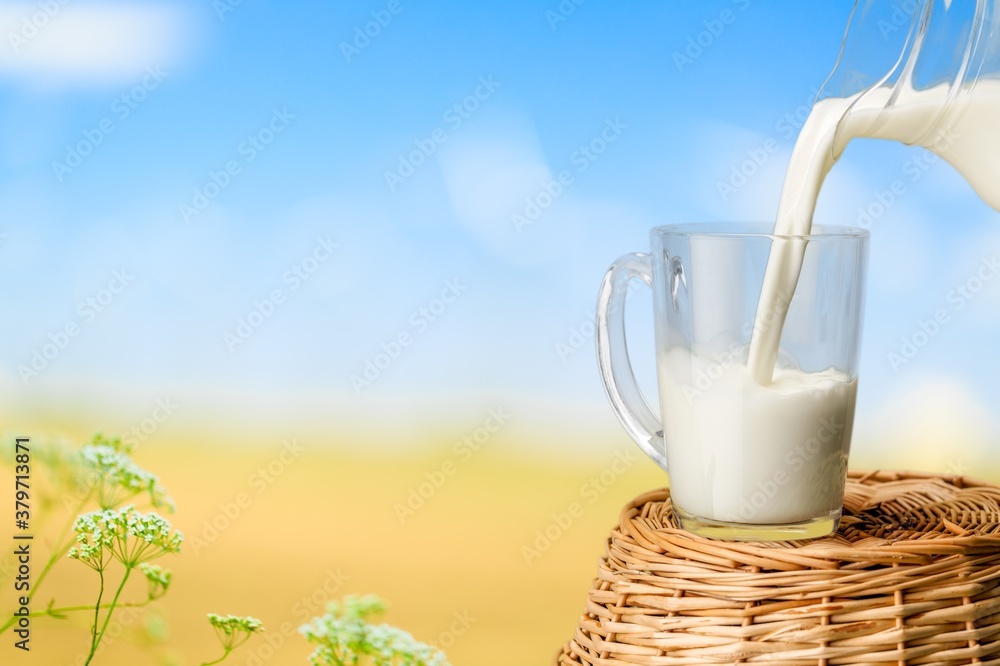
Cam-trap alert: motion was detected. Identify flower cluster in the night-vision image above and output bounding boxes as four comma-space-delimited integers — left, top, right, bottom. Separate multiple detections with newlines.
300, 596, 449, 666
67, 506, 182, 570
208, 614, 264, 651
78, 444, 173, 510
89, 432, 130, 453
66, 510, 117, 570
139, 563, 172, 600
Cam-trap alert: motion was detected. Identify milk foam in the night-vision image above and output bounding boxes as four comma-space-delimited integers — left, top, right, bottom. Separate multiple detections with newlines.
747, 83, 1000, 384
659, 347, 857, 524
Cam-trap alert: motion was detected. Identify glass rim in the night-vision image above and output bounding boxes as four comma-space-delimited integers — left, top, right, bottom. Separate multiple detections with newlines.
651, 222, 870, 240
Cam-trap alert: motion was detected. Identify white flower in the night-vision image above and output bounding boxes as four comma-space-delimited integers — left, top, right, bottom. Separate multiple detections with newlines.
208, 613, 264, 651
300, 595, 449, 666
78, 444, 174, 510
67, 505, 182, 569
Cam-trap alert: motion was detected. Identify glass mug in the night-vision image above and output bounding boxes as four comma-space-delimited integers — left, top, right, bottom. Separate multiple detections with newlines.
596, 223, 869, 540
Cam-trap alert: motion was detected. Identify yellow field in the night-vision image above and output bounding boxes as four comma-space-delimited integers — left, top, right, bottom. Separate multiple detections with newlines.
0, 434, 669, 666
2, 428, 995, 666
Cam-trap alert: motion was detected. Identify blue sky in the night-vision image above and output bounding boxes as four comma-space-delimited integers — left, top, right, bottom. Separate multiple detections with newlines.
1, 1, 998, 463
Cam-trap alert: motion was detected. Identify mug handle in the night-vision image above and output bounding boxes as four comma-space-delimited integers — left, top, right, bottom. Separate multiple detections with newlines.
595, 252, 667, 471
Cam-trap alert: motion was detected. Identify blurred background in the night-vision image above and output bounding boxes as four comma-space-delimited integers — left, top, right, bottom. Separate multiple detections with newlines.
1, 1, 998, 664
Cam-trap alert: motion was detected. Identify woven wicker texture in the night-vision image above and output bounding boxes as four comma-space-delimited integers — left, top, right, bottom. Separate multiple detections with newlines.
557, 470, 1000, 665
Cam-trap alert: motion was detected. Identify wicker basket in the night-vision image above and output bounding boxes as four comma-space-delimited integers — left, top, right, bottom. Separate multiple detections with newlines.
557, 469, 1000, 665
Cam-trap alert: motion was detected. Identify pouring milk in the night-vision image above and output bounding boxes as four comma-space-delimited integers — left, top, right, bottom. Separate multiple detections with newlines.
661, 0, 1000, 525
747, 84, 1000, 385
749, 0, 1000, 382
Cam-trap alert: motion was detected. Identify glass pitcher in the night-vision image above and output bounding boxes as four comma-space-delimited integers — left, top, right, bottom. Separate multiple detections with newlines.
818, 0, 1000, 210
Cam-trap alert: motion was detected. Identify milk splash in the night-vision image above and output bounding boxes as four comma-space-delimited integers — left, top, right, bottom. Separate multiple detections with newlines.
748, 83, 1000, 384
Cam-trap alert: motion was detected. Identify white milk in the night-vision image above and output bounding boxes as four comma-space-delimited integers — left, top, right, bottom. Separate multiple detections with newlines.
747, 83, 1000, 385
663, 86, 1000, 526
660, 347, 857, 524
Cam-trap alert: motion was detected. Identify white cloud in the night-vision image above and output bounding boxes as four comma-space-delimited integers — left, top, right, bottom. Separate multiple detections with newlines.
0, 2, 197, 86
864, 207, 934, 295
684, 119, 787, 221
858, 376, 999, 469
439, 126, 565, 265
944, 222, 1000, 327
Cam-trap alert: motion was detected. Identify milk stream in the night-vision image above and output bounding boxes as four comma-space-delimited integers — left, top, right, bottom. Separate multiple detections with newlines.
747, 83, 1000, 385
674, 84, 1000, 523
660, 347, 857, 523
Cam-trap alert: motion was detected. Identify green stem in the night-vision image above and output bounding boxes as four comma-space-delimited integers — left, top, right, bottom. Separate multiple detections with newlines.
199, 647, 233, 666
84, 568, 106, 666
34, 491, 93, 592
203, 631, 257, 666
88, 566, 132, 662
31, 598, 152, 618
